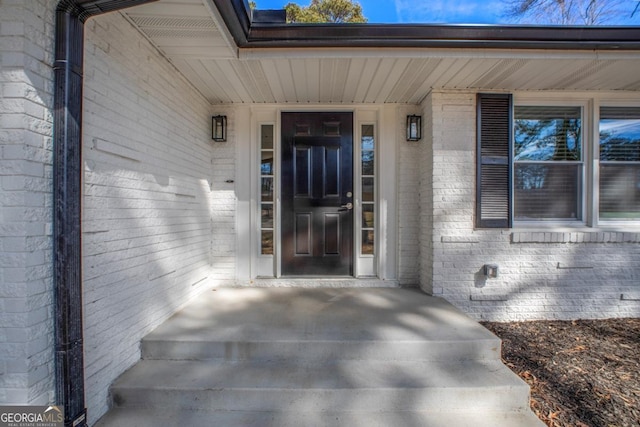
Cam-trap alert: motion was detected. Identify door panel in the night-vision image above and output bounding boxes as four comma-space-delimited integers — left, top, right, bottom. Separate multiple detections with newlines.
324, 147, 340, 197
282, 112, 353, 276
324, 213, 340, 254
295, 213, 312, 255
295, 147, 311, 197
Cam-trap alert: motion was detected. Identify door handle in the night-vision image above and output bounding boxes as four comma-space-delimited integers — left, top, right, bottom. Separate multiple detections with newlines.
339, 202, 353, 211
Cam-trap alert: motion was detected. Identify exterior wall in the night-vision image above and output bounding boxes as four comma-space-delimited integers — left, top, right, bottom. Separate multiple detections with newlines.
397, 106, 421, 285
81, 12, 221, 423
0, 0, 56, 406
418, 95, 434, 293
210, 106, 238, 282
421, 90, 640, 321
0, 4, 234, 421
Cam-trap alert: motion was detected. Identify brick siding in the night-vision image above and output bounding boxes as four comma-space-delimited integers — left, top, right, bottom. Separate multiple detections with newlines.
81, 12, 227, 422
0, 0, 56, 407
419, 91, 640, 321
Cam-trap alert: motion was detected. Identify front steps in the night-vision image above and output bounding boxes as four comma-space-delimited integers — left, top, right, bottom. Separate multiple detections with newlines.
95, 288, 543, 426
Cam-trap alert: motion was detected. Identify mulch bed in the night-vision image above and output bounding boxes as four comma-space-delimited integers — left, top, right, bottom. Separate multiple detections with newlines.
482, 319, 640, 427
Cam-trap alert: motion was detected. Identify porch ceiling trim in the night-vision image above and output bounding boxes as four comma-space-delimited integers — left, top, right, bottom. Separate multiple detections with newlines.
212, 0, 640, 51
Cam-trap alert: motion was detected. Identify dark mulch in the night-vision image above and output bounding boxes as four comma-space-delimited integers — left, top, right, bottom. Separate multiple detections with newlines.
482, 319, 640, 427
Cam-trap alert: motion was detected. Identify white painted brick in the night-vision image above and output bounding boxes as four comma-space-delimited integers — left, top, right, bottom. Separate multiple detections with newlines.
416, 91, 640, 322
76, 12, 224, 423
0, 3, 229, 422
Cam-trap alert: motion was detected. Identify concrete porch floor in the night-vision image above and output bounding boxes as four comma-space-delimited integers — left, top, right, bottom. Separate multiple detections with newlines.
96, 287, 543, 426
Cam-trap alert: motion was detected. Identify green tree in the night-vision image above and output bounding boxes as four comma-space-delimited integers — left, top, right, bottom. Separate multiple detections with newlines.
284, 0, 367, 23
504, 0, 637, 25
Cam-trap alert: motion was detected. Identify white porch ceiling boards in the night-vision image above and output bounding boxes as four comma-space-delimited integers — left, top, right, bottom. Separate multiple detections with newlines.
122, 0, 236, 59
122, 1, 640, 105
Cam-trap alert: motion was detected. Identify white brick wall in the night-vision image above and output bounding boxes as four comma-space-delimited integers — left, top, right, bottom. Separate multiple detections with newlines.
397, 106, 421, 285
418, 94, 435, 294
81, 12, 226, 423
0, 0, 56, 406
209, 107, 237, 282
420, 90, 640, 321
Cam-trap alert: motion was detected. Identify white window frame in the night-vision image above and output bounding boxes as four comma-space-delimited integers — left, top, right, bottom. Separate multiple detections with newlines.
509, 94, 640, 231
355, 120, 378, 277
512, 97, 590, 228
594, 99, 640, 227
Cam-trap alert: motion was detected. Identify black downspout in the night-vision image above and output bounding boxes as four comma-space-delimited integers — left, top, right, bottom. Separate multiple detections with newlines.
53, 2, 88, 426
52, 1, 157, 426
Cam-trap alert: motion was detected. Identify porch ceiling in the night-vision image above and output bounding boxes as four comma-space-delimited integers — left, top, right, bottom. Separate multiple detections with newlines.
122, 0, 640, 104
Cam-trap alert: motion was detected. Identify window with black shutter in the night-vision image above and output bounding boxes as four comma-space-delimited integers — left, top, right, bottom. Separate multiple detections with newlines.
476, 93, 513, 228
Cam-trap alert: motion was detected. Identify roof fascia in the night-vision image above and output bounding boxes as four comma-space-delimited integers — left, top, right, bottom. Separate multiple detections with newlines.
209, 0, 640, 51
248, 24, 640, 50
210, 0, 251, 47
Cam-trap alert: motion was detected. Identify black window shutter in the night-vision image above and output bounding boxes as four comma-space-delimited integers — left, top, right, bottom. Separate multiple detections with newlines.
476, 93, 512, 228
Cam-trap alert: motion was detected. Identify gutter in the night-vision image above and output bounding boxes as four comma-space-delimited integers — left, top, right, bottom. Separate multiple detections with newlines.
53, 3, 157, 426
248, 24, 640, 50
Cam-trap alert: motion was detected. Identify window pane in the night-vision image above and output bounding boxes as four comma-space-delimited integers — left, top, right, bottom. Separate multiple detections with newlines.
261, 152, 274, 175
261, 231, 273, 255
600, 164, 640, 220
599, 109, 640, 161
362, 177, 374, 202
362, 124, 374, 150
362, 151, 374, 175
515, 163, 582, 220
261, 203, 274, 228
261, 177, 274, 201
362, 230, 374, 255
362, 204, 374, 227
261, 124, 274, 149
514, 106, 581, 161
362, 124, 374, 137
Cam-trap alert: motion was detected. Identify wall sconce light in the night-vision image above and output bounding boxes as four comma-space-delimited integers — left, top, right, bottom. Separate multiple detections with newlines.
483, 264, 499, 279
406, 115, 422, 141
212, 115, 227, 141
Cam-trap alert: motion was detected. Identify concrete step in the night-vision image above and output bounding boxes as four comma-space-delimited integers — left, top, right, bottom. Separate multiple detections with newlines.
142, 337, 501, 362
141, 288, 503, 362
96, 289, 544, 426
109, 359, 531, 413
96, 407, 544, 427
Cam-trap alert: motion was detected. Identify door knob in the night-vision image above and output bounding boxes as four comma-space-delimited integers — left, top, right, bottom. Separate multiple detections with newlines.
339, 202, 353, 210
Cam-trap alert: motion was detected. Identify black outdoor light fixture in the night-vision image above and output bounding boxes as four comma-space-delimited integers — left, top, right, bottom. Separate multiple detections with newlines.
406, 115, 422, 141
212, 115, 227, 141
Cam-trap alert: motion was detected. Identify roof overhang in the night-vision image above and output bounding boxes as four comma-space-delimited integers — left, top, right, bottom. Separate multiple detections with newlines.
118, 0, 640, 104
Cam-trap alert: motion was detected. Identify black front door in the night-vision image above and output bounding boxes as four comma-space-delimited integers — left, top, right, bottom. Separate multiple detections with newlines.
281, 112, 353, 276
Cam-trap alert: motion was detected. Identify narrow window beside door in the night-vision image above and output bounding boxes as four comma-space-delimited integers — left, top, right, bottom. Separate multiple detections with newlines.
261, 124, 275, 254
361, 124, 376, 255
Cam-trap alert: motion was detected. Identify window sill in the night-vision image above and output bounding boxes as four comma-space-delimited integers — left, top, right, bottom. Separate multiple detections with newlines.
511, 230, 640, 243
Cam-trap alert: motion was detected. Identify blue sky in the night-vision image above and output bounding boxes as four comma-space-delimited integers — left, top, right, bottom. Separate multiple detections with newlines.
253, 0, 640, 25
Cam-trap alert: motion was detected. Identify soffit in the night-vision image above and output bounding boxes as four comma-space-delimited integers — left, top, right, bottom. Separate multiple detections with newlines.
122, 0, 640, 104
